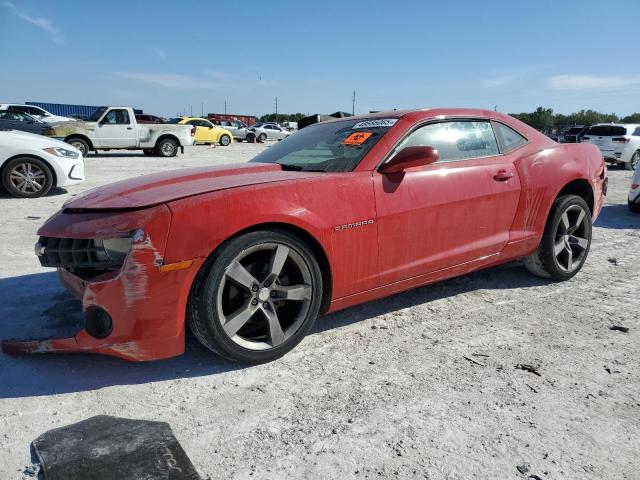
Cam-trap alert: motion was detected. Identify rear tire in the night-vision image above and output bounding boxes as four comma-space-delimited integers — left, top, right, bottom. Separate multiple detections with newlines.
188, 230, 323, 364
524, 195, 592, 281
2, 157, 53, 198
629, 199, 640, 213
156, 138, 178, 157
627, 151, 639, 171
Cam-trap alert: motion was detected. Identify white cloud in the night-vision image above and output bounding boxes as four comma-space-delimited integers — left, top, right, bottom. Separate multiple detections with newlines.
481, 74, 518, 88
116, 72, 216, 89
152, 47, 167, 59
1, 1, 65, 45
547, 74, 640, 90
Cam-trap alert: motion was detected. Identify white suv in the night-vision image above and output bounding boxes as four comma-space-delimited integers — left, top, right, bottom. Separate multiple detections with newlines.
0, 104, 76, 123
582, 124, 640, 170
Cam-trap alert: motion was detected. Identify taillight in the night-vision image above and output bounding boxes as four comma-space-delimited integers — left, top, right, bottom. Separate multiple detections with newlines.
190, 126, 196, 136
632, 184, 639, 190
612, 137, 630, 143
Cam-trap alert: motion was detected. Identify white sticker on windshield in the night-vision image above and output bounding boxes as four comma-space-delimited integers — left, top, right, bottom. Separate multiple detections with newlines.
352, 119, 398, 129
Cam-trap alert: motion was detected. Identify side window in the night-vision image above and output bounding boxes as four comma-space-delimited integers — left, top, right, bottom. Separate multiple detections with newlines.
398, 120, 499, 162
28, 107, 45, 116
10, 105, 28, 113
103, 109, 130, 125
633, 127, 640, 137
493, 122, 527, 152
197, 120, 212, 128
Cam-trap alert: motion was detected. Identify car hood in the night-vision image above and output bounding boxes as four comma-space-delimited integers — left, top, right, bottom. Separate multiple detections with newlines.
63, 163, 318, 210
1, 130, 72, 148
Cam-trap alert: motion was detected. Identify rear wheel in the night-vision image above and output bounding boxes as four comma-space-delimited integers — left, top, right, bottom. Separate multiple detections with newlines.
188, 230, 323, 363
2, 157, 53, 198
156, 138, 178, 157
67, 137, 90, 157
524, 195, 592, 280
219, 134, 231, 146
627, 151, 639, 171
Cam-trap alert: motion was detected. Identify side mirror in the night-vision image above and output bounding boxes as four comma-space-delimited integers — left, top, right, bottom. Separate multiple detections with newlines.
380, 146, 439, 174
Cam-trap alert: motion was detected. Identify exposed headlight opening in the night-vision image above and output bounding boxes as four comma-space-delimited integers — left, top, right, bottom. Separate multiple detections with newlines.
93, 237, 133, 265
43, 147, 80, 159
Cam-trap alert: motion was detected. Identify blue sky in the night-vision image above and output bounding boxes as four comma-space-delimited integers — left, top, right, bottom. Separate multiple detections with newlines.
2, 0, 640, 117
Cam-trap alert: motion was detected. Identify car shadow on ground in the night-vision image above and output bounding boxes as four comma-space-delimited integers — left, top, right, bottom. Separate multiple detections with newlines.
595, 203, 638, 229
0, 263, 548, 399
0, 187, 68, 199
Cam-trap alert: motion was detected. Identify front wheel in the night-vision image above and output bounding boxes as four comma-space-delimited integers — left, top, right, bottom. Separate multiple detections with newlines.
2, 157, 54, 198
523, 195, 592, 281
626, 151, 639, 171
67, 137, 90, 157
219, 134, 231, 146
188, 230, 323, 363
258, 133, 267, 142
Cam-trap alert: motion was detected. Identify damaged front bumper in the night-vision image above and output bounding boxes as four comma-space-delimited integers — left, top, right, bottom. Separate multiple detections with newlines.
1, 205, 204, 362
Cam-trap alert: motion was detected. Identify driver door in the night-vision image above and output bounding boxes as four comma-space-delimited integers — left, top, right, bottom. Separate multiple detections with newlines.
374, 119, 521, 284
93, 109, 138, 148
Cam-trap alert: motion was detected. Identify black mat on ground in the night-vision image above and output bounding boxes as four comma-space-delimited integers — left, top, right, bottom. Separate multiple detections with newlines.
32, 415, 201, 480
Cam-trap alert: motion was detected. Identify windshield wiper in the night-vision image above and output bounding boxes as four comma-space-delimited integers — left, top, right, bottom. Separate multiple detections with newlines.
276, 163, 327, 173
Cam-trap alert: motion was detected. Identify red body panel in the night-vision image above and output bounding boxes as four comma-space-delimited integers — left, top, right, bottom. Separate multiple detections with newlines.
2, 108, 606, 361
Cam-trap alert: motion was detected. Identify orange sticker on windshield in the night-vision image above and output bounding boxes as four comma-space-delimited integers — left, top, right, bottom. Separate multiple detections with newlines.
342, 131, 373, 145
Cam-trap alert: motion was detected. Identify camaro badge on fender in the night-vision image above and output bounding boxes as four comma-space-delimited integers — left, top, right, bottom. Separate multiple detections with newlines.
334, 219, 374, 231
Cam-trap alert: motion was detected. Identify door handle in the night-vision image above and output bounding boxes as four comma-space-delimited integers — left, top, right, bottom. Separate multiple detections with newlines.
493, 170, 513, 181
127, 127, 133, 130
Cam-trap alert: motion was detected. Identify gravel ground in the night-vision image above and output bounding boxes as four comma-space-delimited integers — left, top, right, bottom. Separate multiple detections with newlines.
0, 144, 638, 480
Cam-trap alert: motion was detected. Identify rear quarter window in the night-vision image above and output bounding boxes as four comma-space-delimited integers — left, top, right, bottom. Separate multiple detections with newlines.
493, 122, 527, 152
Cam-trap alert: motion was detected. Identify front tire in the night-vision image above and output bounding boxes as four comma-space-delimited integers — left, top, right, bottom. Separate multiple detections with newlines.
188, 230, 323, 363
524, 195, 592, 280
66, 137, 90, 157
2, 157, 53, 198
156, 138, 178, 157
219, 134, 231, 146
258, 133, 267, 142
626, 151, 639, 171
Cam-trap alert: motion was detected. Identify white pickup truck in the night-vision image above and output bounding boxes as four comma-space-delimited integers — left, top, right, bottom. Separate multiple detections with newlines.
47, 106, 195, 157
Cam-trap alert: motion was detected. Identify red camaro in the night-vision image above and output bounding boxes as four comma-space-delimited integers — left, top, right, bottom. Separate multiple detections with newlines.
2, 108, 607, 363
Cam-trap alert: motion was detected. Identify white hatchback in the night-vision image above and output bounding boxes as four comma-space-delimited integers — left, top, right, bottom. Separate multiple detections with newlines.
582, 124, 640, 170
0, 130, 85, 198
0, 103, 76, 123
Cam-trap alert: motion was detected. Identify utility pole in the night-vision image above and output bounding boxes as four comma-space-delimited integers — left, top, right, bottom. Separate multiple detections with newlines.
201, 103, 204, 117
352, 90, 356, 116
224, 100, 227, 116
190, 104, 193, 116
274, 97, 278, 120
494, 105, 498, 112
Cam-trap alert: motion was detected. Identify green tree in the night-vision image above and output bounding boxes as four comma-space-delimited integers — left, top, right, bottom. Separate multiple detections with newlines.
621, 113, 640, 123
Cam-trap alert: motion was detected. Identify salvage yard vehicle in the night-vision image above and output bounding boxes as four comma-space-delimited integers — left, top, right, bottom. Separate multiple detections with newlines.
1, 108, 607, 364
0, 103, 76, 123
0, 110, 54, 136
47, 107, 195, 157
213, 119, 255, 142
629, 166, 640, 212
581, 124, 640, 170
0, 130, 84, 198
169, 117, 233, 146
250, 123, 292, 141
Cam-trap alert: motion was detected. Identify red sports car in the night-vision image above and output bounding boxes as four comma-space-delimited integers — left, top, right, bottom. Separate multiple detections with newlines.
2, 108, 607, 363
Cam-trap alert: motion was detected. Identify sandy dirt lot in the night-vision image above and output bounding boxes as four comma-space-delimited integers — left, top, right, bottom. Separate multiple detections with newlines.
0, 144, 638, 479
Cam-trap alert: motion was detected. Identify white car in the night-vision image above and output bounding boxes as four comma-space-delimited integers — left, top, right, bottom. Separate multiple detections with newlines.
0, 130, 84, 198
250, 123, 292, 142
629, 167, 640, 213
582, 124, 640, 170
0, 103, 76, 123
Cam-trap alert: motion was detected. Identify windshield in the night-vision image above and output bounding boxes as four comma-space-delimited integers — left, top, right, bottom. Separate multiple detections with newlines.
249, 118, 396, 172
586, 125, 627, 136
167, 117, 183, 124
88, 107, 108, 122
